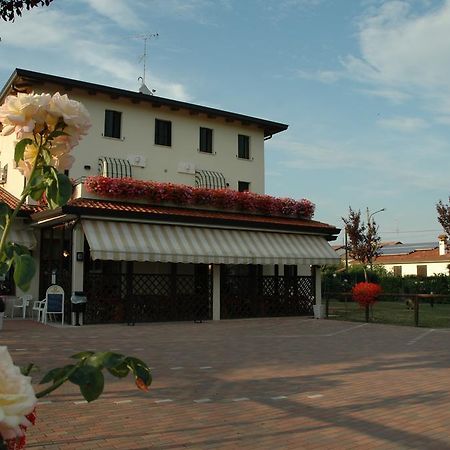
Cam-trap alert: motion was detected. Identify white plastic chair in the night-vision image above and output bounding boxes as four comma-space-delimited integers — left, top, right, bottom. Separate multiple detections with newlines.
32, 298, 47, 322
12, 294, 33, 319
44, 285, 65, 325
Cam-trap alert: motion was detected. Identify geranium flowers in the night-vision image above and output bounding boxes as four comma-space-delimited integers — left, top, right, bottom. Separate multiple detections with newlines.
84, 176, 316, 219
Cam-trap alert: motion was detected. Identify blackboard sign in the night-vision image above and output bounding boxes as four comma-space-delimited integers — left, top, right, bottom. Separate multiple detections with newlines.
47, 293, 63, 313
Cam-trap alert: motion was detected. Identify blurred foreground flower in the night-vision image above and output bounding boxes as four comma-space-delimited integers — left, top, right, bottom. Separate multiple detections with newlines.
0, 347, 36, 449
0, 93, 152, 449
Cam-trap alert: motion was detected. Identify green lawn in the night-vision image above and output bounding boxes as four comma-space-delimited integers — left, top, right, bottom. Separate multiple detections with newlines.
326, 299, 450, 328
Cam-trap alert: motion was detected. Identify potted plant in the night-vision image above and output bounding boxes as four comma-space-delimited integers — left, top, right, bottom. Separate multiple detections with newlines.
0, 297, 5, 330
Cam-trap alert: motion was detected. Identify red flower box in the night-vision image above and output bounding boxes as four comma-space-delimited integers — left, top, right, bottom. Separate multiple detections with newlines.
84, 176, 315, 219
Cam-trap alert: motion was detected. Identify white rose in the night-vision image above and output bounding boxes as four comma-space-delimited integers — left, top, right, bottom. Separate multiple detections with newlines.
50, 147, 75, 172
0, 347, 36, 441
47, 93, 91, 140
0, 93, 51, 137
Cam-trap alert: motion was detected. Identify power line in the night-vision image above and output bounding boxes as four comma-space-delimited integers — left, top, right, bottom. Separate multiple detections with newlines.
382, 229, 441, 234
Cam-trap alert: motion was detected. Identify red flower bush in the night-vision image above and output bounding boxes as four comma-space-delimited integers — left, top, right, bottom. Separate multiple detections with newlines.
84, 176, 316, 219
352, 282, 382, 307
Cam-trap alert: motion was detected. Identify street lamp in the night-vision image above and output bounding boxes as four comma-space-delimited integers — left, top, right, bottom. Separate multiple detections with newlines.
366, 207, 385, 270
367, 207, 386, 224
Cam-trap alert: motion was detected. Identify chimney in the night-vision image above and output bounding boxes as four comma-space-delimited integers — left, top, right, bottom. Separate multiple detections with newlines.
438, 234, 448, 256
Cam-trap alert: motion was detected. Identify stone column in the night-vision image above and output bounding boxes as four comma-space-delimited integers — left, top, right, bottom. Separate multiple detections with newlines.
212, 264, 221, 320
71, 223, 84, 293
71, 223, 85, 325
313, 265, 325, 319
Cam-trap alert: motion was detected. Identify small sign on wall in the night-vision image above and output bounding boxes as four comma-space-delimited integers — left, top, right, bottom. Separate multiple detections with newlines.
177, 161, 196, 174
128, 155, 146, 167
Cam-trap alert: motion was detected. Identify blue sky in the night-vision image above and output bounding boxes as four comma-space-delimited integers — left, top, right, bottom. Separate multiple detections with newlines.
1, 0, 449, 245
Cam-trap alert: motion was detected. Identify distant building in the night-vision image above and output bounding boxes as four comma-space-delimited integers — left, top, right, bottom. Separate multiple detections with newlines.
375, 236, 450, 277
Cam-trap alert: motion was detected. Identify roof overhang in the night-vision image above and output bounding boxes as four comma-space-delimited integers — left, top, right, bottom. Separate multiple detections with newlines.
1, 68, 289, 137
34, 199, 339, 238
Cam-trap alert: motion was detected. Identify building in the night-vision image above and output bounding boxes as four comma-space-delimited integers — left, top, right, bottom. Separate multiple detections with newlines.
0, 68, 340, 323
375, 237, 450, 277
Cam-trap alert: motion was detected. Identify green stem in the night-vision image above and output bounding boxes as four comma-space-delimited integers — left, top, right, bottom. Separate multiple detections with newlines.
35, 365, 79, 399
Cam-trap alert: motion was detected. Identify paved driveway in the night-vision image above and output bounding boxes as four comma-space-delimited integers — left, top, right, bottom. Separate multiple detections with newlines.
3, 318, 450, 449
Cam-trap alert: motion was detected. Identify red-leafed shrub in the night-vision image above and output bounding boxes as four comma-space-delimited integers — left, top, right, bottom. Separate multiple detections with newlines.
352, 282, 382, 307
84, 176, 316, 219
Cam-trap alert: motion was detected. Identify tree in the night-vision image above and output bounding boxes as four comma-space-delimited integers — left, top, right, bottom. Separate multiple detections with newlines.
0, 0, 54, 22
342, 207, 381, 282
436, 197, 450, 236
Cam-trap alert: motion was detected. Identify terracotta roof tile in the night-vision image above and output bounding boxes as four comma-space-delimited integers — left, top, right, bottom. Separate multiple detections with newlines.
66, 197, 339, 233
0, 187, 44, 214
375, 248, 450, 264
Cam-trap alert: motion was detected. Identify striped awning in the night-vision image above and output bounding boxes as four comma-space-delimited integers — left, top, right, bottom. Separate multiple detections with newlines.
195, 170, 227, 189
9, 227, 36, 249
82, 220, 338, 265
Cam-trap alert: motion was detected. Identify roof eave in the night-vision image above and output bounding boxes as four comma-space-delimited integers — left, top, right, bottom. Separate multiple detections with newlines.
30, 203, 340, 239
3, 68, 289, 137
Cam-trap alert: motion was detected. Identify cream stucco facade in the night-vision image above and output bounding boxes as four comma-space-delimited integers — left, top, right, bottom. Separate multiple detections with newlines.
1, 81, 268, 198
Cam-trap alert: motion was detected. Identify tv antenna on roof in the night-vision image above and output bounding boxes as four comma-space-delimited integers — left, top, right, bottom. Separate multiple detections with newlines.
133, 32, 158, 95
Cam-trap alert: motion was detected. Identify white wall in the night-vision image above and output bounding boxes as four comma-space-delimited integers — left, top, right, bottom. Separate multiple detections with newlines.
383, 262, 450, 276
2, 82, 267, 195
0, 133, 24, 199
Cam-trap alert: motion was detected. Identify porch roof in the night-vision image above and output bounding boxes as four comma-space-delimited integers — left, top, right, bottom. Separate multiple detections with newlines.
82, 219, 339, 265
36, 197, 340, 239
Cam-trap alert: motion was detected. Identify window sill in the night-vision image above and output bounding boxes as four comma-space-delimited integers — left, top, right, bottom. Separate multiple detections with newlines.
236, 156, 253, 161
102, 134, 125, 141
154, 143, 172, 148
198, 149, 216, 155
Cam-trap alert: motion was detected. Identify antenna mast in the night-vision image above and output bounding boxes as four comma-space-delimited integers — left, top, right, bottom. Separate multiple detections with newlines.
135, 32, 158, 86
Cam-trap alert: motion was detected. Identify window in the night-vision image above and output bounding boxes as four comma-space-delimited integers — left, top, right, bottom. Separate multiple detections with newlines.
417, 265, 427, 277
393, 266, 402, 277
199, 127, 213, 153
238, 181, 250, 192
284, 265, 298, 277
238, 134, 250, 159
104, 110, 122, 139
155, 119, 172, 146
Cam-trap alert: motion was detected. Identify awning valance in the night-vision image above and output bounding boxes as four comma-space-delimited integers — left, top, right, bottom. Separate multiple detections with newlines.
82, 220, 338, 265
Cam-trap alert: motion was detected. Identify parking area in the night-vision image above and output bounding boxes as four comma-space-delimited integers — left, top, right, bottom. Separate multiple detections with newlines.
3, 317, 450, 449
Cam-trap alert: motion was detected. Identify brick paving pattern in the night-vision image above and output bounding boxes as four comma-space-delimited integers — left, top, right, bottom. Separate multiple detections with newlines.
2, 317, 450, 449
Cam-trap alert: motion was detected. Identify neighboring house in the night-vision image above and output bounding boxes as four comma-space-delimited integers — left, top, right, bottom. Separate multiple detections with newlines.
374, 237, 450, 277
331, 241, 403, 270
0, 68, 340, 323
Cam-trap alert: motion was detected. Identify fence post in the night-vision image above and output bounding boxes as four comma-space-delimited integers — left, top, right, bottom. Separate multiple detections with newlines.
414, 295, 419, 327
